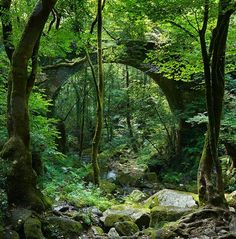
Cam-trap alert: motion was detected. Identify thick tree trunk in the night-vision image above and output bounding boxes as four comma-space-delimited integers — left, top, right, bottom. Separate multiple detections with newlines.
1, 0, 57, 211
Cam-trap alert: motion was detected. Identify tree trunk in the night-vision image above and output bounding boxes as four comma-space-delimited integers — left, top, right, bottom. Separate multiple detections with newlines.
225, 142, 236, 169
79, 69, 88, 157
91, 0, 104, 186
125, 66, 138, 152
198, 0, 234, 206
0, 0, 57, 211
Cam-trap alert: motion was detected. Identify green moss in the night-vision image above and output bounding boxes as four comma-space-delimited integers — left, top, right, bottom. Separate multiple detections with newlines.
225, 192, 236, 207
143, 228, 159, 239
150, 206, 192, 228
104, 214, 133, 227
114, 221, 139, 236
90, 226, 104, 236
100, 180, 117, 194
24, 217, 44, 239
43, 217, 83, 239
125, 190, 146, 203
144, 195, 159, 209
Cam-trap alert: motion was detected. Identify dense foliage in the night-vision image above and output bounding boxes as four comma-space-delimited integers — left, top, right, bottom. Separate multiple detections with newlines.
0, 2, 235, 235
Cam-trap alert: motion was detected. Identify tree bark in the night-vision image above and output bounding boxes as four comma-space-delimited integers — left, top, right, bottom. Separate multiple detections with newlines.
198, 0, 235, 206
90, 0, 104, 186
125, 66, 138, 152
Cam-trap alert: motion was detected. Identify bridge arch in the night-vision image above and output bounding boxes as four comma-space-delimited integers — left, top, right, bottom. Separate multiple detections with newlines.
38, 40, 204, 156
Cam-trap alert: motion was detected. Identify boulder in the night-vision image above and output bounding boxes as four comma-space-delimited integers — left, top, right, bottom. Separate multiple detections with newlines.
143, 228, 160, 239
114, 221, 139, 236
89, 226, 104, 236
144, 189, 198, 209
125, 189, 146, 203
104, 213, 133, 228
100, 180, 117, 194
115, 164, 145, 187
150, 206, 192, 228
108, 227, 120, 239
24, 217, 45, 239
42, 216, 83, 239
226, 191, 236, 208
101, 205, 150, 229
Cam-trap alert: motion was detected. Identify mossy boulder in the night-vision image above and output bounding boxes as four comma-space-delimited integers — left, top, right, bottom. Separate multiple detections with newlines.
88, 226, 104, 236
42, 216, 83, 239
143, 228, 159, 239
145, 189, 198, 209
226, 191, 236, 208
150, 206, 192, 228
101, 205, 150, 229
107, 227, 120, 238
125, 189, 146, 203
100, 180, 117, 194
104, 214, 133, 227
116, 166, 145, 187
114, 221, 139, 236
24, 217, 45, 239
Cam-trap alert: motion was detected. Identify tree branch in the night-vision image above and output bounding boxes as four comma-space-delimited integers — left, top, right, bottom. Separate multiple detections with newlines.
85, 50, 101, 108
27, 33, 42, 97
166, 20, 198, 40
0, 0, 14, 61
90, 0, 106, 34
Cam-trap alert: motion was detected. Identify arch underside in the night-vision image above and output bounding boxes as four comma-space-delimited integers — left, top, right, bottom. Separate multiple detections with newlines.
39, 40, 202, 114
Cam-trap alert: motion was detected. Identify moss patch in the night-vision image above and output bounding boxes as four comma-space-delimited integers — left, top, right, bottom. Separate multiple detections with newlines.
114, 221, 139, 236
104, 214, 133, 227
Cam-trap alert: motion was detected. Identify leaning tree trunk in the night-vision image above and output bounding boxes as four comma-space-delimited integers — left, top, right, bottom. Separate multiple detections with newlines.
198, 0, 234, 206
0, 0, 57, 211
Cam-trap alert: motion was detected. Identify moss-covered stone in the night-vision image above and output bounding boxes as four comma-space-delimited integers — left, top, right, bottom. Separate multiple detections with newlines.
114, 221, 139, 236
42, 216, 83, 239
107, 227, 120, 238
100, 180, 117, 194
74, 212, 91, 227
117, 171, 143, 186
226, 191, 236, 208
89, 226, 104, 236
144, 189, 198, 209
150, 206, 191, 228
125, 189, 146, 203
24, 217, 45, 239
143, 228, 159, 239
101, 204, 150, 229
104, 214, 133, 228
